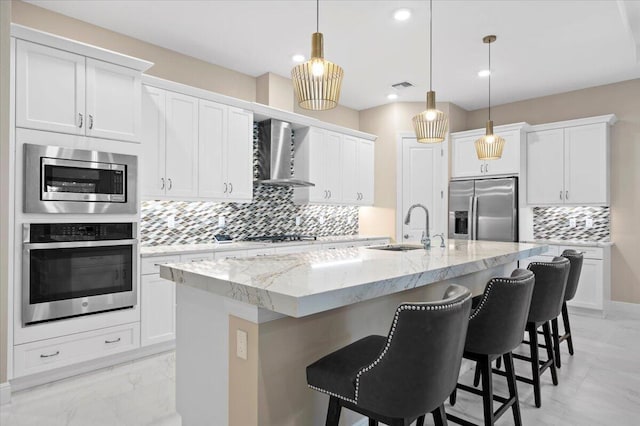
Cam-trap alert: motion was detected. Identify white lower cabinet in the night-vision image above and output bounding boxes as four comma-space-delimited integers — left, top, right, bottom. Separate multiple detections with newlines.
14, 323, 140, 377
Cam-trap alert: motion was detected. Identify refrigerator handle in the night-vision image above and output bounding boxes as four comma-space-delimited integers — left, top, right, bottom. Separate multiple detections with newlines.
472, 195, 479, 240
468, 196, 474, 240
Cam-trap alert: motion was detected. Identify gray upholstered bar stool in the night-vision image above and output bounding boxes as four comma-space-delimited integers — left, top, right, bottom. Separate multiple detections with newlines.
448, 269, 535, 426
498, 256, 570, 408
306, 285, 472, 426
552, 249, 584, 368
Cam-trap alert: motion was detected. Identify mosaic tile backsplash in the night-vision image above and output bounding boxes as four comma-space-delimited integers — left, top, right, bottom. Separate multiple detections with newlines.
533, 206, 610, 242
141, 124, 358, 246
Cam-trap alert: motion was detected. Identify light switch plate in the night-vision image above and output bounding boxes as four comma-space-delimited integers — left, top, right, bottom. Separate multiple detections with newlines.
236, 329, 248, 360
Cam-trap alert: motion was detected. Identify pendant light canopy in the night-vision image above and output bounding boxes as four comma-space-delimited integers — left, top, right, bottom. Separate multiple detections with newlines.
475, 35, 505, 160
412, 0, 448, 143
291, 0, 344, 111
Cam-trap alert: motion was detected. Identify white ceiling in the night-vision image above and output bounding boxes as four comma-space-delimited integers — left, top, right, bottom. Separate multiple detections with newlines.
25, 0, 640, 111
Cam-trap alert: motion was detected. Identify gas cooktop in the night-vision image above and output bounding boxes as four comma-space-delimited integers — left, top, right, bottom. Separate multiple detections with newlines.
243, 235, 317, 243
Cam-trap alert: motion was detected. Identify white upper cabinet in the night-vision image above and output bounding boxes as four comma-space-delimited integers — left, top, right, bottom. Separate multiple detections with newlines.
451, 124, 525, 179
324, 131, 343, 203
16, 40, 142, 142
141, 85, 166, 198
342, 136, 374, 205
85, 59, 141, 142
526, 116, 615, 206
224, 107, 253, 202
16, 40, 85, 135
164, 91, 199, 198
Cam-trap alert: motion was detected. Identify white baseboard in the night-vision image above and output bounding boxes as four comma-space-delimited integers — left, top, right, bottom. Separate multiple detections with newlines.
0, 381, 11, 405
605, 300, 640, 320
10, 340, 174, 392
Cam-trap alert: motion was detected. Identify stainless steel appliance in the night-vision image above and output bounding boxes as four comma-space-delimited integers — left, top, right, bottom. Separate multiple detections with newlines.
448, 177, 518, 242
22, 222, 137, 325
24, 144, 137, 214
256, 119, 314, 187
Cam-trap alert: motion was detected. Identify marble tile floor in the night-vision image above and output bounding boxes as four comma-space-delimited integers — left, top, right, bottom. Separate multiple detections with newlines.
1, 312, 638, 426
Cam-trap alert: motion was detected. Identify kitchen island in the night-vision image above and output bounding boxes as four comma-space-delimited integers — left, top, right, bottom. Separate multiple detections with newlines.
160, 240, 546, 426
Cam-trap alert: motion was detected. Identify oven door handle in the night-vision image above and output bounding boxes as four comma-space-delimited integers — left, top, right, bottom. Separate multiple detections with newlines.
24, 239, 138, 250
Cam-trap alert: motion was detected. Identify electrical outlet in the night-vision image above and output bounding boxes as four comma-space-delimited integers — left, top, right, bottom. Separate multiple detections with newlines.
236, 329, 248, 360
585, 218, 594, 228
318, 216, 325, 225
218, 216, 226, 227
167, 214, 176, 229
295, 216, 301, 226
347, 216, 353, 225
569, 219, 577, 228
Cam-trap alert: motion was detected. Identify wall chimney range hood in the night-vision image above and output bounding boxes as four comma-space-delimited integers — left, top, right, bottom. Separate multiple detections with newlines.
256, 119, 315, 187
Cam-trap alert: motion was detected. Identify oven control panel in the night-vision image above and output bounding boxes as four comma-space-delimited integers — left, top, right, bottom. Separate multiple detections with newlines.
28, 223, 135, 242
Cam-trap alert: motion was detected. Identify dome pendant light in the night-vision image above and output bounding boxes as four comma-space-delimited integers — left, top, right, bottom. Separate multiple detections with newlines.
412, 0, 448, 143
475, 35, 505, 160
291, 0, 344, 111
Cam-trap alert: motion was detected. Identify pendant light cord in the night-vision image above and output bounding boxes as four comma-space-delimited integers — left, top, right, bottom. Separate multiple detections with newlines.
488, 39, 491, 120
316, 0, 319, 33
429, 0, 433, 91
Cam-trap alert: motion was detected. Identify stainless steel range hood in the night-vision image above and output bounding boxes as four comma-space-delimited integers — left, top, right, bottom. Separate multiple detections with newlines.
256, 119, 315, 187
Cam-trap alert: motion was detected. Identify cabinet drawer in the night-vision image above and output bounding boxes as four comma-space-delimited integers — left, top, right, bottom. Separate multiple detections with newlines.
181, 252, 214, 263
275, 245, 319, 255
14, 323, 139, 377
557, 245, 603, 260
214, 250, 248, 260
247, 248, 276, 257
141, 255, 181, 275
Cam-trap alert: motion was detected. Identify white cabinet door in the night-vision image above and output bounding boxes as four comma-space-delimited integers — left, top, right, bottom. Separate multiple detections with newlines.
324, 131, 343, 203
341, 135, 359, 204
569, 258, 603, 310
16, 40, 85, 135
526, 129, 565, 205
452, 135, 483, 178
164, 91, 199, 198
85, 59, 141, 142
306, 128, 327, 203
141, 85, 166, 198
484, 130, 520, 176
198, 100, 227, 199
358, 139, 375, 205
140, 275, 176, 346
564, 124, 608, 205
226, 107, 254, 202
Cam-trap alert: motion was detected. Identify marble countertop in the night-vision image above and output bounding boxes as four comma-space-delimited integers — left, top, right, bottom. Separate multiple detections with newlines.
140, 235, 389, 257
160, 240, 547, 318
522, 239, 613, 248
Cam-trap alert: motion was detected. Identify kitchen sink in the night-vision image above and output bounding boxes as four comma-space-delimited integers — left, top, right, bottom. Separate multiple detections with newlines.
368, 244, 424, 252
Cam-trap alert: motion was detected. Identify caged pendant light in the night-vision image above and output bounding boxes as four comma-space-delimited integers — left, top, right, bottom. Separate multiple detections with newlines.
291, 0, 344, 111
412, 0, 448, 143
475, 35, 505, 160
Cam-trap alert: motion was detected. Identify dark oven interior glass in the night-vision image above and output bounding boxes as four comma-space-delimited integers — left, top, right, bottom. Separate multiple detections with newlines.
43, 163, 125, 195
29, 245, 133, 305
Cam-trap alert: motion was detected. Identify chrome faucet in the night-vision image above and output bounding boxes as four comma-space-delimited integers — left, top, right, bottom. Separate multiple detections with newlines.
433, 233, 446, 248
404, 203, 431, 250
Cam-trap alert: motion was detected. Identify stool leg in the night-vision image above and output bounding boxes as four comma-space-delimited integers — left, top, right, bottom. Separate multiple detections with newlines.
562, 302, 574, 355
326, 396, 341, 426
431, 404, 448, 426
368, 419, 378, 426
528, 323, 542, 408
480, 355, 494, 425
504, 352, 522, 426
416, 415, 425, 426
449, 388, 457, 406
552, 318, 561, 368
542, 321, 558, 386
473, 360, 481, 387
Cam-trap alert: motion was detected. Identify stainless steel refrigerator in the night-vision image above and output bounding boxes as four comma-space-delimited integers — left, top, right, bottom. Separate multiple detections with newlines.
448, 177, 518, 242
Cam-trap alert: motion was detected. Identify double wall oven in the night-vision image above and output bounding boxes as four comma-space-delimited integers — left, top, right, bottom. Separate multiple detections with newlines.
22, 222, 138, 325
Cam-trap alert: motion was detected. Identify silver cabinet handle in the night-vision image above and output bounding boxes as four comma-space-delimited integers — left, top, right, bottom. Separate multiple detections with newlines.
78, 113, 83, 128
404, 234, 410, 239
105, 337, 121, 344
324, 190, 328, 199
224, 182, 228, 193
560, 190, 563, 200
328, 190, 331, 199
167, 179, 173, 190
89, 114, 94, 129
229, 183, 233, 194
565, 191, 569, 200
480, 164, 484, 173
160, 178, 165, 190
485, 163, 488, 173
40, 350, 60, 358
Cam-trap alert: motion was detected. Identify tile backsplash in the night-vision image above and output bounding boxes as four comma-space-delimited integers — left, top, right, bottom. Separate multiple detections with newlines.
533, 206, 610, 242
140, 123, 358, 246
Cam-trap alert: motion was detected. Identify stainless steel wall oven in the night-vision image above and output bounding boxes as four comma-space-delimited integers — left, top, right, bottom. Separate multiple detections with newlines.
23, 222, 137, 325
24, 144, 137, 214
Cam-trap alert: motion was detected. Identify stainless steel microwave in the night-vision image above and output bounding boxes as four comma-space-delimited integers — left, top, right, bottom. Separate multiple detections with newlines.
24, 144, 137, 214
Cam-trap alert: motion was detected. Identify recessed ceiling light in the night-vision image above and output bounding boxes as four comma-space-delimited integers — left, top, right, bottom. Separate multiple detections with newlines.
478, 69, 491, 77
393, 8, 411, 21
387, 93, 398, 100
292, 54, 305, 63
